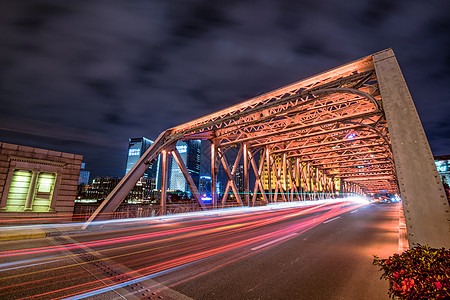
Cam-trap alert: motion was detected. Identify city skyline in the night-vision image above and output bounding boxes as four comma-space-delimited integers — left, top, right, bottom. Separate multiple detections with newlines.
0, 1, 449, 179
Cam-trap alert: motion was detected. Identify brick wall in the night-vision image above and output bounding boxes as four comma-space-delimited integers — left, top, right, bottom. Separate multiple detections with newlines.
0, 142, 83, 224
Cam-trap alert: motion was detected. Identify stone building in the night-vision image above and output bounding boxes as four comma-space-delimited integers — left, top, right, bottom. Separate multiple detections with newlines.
0, 142, 82, 223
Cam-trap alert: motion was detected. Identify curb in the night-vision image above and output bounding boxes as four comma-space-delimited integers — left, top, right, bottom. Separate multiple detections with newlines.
0, 232, 46, 241
398, 205, 409, 252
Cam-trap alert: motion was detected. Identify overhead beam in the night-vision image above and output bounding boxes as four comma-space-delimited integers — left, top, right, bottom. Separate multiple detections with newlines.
249, 124, 365, 148
271, 134, 380, 154
301, 150, 387, 162
287, 142, 385, 158
219, 111, 380, 147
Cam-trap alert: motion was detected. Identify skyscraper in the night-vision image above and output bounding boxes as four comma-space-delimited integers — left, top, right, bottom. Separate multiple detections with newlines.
199, 176, 211, 194
234, 164, 244, 195
78, 163, 90, 185
168, 140, 201, 195
125, 137, 158, 185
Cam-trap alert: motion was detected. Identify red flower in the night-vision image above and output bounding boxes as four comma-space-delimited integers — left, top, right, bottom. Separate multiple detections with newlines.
401, 278, 415, 292
435, 282, 443, 290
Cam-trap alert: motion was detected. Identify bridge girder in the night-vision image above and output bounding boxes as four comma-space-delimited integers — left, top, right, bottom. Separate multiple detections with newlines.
83, 49, 450, 248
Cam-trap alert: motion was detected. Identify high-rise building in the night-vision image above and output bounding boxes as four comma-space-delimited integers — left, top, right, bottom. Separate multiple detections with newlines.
125, 137, 158, 181
125, 138, 201, 196
261, 154, 292, 192
167, 140, 201, 196
234, 164, 244, 195
199, 176, 211, 194
435, 155, 450, 189
78, 163, 90, 185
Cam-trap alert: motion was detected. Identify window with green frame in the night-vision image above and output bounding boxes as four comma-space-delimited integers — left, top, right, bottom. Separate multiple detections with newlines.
5, 170, 56, 212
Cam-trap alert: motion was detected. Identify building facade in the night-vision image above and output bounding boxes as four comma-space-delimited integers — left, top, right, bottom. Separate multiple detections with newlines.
234, 164, 244, 195
199, 175, 211, 195
261, 154, 292, 192
78, 163, 90, 185
167, 140, 201, 196
78, 176, 155, 203
435, 155, 450, 197
125, 137, 158, 188
125, 138, 201, 197
0, 142, 82, 223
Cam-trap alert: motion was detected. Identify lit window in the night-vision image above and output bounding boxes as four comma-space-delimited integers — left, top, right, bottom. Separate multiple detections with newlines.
6, 170, 32, 211
37, 174, 54, 193
6, 171, 56, 212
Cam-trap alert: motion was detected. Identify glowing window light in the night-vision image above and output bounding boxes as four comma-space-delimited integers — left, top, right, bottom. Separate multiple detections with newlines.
176, 145, 187, 153
6, 170, 32, 211
34, 173, 56, 211
37, 174, 55, 193
128, 148, 141, 156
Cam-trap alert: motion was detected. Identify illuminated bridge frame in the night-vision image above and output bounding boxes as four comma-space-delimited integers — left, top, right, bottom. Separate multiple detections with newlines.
85, 49, 450, 248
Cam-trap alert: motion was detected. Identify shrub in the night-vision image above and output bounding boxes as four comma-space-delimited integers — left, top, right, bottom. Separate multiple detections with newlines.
373, 245, 450, 299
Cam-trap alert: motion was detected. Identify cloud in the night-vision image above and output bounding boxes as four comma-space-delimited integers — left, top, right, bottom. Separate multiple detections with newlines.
0, 0, 449, 178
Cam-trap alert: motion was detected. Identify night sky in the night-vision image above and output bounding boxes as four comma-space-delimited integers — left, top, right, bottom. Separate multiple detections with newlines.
0, 0, 449, 180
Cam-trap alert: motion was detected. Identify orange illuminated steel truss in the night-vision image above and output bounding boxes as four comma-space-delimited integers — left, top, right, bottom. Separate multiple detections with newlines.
84, 49, 450, 249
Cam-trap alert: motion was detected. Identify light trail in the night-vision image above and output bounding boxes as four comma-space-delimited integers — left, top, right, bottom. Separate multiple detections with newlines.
323, 216, 341, 223
251, 232, 299, 251
0, 200, 370, 299
0, 201, 338, 258
0, 202, 336, 283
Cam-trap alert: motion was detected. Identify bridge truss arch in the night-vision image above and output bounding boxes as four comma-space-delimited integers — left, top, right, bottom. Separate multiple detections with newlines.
85, 49, 450, 248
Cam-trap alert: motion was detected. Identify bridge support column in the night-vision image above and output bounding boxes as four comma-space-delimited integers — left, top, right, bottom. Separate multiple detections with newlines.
243, 143, 250, 206
374, 49, 450, 248
265, 147, 272, 203
219, 147, 243, 207
211, 141, 218, 210
296, 158, 301, 200
160, 149, 169, 215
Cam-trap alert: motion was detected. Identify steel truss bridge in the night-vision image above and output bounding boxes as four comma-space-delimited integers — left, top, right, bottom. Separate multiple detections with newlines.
85, 49, 450, 248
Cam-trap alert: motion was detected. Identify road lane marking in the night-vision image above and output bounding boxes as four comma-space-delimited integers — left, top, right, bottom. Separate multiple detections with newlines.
323, 216, 340, 224
350, 210, 358, 214
251, 232, 298, 251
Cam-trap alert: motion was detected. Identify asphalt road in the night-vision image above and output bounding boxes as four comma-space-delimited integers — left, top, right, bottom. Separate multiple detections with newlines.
0, 201, 401, 299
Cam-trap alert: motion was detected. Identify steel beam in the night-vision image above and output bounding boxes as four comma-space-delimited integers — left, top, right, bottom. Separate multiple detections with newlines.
160, 149, 169, 216
374, 49, 450, 247
172, 147, 206, 210
211, 141, 218, 209
81, 130, 171, 229
250, 151, 268, 205
219, 147, 243, 207
243, 143, 250, 206
82, 48, 445, 243
266, 147, 273, 203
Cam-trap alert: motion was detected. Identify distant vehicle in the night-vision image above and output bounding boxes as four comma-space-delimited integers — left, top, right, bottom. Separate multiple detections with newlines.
374, 195, 391, 203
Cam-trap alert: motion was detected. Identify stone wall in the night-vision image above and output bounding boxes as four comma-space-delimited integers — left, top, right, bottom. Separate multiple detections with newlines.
0, 142, 82, 224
